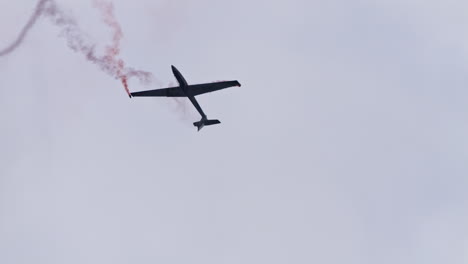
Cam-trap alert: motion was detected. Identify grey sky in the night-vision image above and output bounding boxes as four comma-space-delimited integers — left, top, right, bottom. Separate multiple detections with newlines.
1, 0, 467, 263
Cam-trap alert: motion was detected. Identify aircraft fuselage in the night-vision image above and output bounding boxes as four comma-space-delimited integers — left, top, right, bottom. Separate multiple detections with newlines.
171, 65, 207, 118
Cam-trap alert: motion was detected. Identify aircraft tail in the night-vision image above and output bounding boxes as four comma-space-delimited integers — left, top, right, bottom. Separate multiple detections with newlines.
204, 119, 221, 126
193, 118, 221, 131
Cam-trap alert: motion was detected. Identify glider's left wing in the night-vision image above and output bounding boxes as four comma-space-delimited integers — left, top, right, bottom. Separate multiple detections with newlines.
130, 87, 184, 97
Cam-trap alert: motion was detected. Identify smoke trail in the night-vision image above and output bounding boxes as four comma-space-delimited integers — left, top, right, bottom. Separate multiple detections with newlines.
164, 81, 192, 121
91, 0, 153, 96
0, 0, 49, 56
0, 0, 155, 96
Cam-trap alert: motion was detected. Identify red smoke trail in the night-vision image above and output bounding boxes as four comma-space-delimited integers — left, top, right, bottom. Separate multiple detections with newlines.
0, 0, 155, 96
93, 0, 132, 96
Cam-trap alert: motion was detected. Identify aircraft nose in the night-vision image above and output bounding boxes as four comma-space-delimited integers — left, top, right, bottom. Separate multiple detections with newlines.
171, 65, 180, 75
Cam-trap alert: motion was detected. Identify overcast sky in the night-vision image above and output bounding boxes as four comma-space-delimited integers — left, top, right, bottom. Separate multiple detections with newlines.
1, 0, 467, 263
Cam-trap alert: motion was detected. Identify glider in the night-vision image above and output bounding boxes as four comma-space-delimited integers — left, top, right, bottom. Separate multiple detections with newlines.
131, 65, 241, 131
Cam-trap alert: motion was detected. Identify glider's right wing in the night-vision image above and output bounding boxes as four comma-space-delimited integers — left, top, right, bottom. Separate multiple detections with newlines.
130, 87, 184, 97
188, 81, 241, 96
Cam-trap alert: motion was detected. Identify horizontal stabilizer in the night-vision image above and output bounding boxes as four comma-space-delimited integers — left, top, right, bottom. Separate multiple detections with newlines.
193, 119, 221, 127
193, 119, 221, 131
205, 119, 221, 126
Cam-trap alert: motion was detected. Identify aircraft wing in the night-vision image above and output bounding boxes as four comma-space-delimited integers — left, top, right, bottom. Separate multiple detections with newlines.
130, 87, 184, 97
188, 81, 241, 96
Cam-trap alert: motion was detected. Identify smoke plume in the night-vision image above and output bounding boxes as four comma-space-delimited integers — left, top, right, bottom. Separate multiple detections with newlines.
0, 0, 48, 57
0, 0, 154, 96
